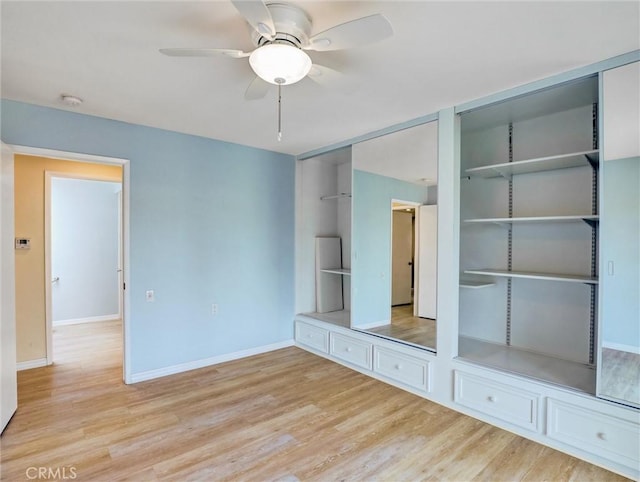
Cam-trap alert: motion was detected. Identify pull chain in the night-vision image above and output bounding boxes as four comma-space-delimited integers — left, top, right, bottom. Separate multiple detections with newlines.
277, 82, 282, 142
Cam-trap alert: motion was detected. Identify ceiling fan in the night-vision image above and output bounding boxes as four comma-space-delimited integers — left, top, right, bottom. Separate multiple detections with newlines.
160, 0, 393, 140
160, 1, 393, 97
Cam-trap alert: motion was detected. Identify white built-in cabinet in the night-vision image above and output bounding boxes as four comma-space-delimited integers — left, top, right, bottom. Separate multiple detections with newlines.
295, 56, 640, 480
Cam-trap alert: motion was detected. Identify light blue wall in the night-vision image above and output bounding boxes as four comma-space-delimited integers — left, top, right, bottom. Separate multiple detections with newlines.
52, 178, 120, 322
352, 169, 429, 327
601, 157, 640, 350
1, 99, 295, 375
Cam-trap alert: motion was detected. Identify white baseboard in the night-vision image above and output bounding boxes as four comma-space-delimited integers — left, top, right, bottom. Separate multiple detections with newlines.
130, 339, 295, 383
17, 358, 48, 371
603, 341, 640, 355
354, 320, 390, 330
53, 314, 120, 326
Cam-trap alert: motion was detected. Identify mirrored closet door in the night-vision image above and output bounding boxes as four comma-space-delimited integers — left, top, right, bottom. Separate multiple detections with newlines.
350, 121, 438, 351
598, 156, 639, 408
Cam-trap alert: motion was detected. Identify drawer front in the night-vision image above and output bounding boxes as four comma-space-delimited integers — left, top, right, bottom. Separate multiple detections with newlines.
330, 333, 373, 370
454, 371, 539, 431
295, 321, 329, 353
546, 398, 640, 468
374, 347, 430, 392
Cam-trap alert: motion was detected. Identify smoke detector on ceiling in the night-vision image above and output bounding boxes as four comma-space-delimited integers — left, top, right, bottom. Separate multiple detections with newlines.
60, 94, 83, 107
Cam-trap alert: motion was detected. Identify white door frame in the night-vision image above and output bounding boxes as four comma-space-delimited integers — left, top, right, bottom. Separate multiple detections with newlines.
390, 199, 422, 316
9, 145, 132, 384
45, 172, 122, 351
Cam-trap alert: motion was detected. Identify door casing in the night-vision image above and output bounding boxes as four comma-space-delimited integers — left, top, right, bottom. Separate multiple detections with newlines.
8, 145, 133, 384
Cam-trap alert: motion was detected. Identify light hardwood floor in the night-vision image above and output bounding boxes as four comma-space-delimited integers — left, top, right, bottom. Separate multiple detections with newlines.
366, 304, 436, 350
0, 321, 628, 481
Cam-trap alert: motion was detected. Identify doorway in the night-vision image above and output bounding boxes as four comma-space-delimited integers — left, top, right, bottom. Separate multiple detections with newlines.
47, 174, 123, 364
391, 205, 415, 307
10, 146, 131, 382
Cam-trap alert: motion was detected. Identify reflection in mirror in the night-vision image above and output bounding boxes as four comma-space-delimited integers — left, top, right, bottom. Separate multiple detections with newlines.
598, 156, 640, 408
351, 121, 438, 351
364, 201, 437, 348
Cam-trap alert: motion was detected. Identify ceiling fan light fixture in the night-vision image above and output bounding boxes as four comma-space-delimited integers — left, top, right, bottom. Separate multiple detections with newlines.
249, 43, 312, 85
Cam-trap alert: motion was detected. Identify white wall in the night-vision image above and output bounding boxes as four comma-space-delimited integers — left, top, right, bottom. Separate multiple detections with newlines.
51, 178, 120, 323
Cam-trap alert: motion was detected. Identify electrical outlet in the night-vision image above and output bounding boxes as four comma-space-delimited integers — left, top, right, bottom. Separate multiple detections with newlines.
211, 303, 218, 316
146, 290, 155, 302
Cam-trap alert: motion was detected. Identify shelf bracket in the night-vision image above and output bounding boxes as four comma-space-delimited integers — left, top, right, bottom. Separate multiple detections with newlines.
320, 193, 352, 201
584, 153, 599, 170
583, 218, 598, 228
493, 168, 511, 181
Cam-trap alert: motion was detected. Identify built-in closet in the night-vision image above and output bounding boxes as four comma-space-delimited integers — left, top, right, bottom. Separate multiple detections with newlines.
295, 147, 351, 327
458, 76, 600, 393
294, 55, 640, 480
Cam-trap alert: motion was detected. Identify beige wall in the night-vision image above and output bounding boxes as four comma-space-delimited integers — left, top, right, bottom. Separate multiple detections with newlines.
15, 155, 122, 363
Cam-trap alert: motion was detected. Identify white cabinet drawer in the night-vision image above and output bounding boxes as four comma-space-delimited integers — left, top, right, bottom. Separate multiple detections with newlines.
374, 347, 430, 392
454, 371, 539, 431
295, 321, 329, 353
330, 333, 372, 370
546, 399, 640, 469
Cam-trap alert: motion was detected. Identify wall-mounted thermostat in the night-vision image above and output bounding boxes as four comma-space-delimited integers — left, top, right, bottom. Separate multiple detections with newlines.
15, 238, 31, 250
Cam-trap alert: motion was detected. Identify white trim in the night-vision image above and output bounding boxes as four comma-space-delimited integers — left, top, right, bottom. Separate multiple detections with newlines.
45, 171, 123, 362
53, 314, 120, 327
17, 358, 48, 371
7, 145, 128, 166
45, 171, 123, 364
10, 145, 132, 384
130, 340, 295, 383
603, 341, 640, 355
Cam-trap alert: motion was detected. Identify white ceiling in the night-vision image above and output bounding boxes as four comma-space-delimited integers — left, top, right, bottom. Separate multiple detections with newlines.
1, 1, 638, 156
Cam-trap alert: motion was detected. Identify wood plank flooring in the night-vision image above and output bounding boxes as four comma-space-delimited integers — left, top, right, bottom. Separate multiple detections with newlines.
366, 305, 436, 350
0, 321, 629, 481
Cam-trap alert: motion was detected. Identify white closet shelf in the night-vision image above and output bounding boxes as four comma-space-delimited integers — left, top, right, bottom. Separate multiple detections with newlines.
464, 269, 598, 284
464, 149, 599, 179
463, 215, 599, 226
320, 268, 352, 276
320, 193, 352, 200
459, 279, 496, 289
458, 336, 596, 394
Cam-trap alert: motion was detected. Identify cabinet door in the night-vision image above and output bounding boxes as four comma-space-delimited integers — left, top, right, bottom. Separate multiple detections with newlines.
603, 61, 640, 161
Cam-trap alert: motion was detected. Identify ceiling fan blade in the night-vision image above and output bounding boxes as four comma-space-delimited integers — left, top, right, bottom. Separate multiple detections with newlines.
307, 64, 356, 93
306, 14, 393, 52
159, 48, 251, 58
245, 76, 270, 100
307, 64, 342, 86
160, 49, 251, 59
230, 0, 276, 39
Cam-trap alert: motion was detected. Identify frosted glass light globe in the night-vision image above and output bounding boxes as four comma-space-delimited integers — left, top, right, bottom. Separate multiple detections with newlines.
249, 43, 312, 85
